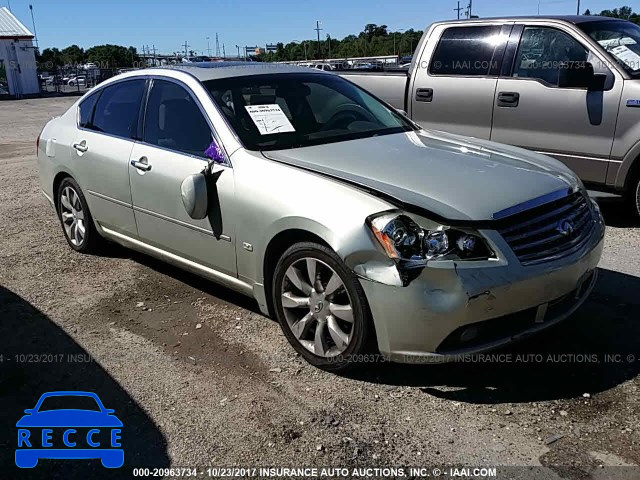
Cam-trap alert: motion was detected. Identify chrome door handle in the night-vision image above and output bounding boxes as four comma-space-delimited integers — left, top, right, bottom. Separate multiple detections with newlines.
73, 143, 88, 153
130, 159, 152, 172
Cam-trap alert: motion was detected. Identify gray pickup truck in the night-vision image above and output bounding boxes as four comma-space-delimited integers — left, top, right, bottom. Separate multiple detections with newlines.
339, 15, 640, 216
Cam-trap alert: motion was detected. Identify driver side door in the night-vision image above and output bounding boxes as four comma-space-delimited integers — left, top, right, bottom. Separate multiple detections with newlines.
128, 78, 237, 276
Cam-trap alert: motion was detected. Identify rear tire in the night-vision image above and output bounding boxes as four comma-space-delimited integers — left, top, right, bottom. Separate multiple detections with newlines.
56, 177, 104, 254
272, 242, 375, 372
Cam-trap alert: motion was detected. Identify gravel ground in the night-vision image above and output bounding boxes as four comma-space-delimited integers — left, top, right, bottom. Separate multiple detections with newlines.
0, 97, 639, 480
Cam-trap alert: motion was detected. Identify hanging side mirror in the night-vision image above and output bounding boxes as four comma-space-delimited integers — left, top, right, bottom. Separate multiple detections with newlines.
181, 140, 226, 220
181, 172, 209, 220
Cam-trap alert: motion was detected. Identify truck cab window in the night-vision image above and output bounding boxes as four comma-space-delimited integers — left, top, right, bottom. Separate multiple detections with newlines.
429, 25, 502, 76
513, 27, 588, 87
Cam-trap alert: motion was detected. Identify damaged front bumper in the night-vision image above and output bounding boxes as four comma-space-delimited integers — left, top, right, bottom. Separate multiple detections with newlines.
357, 220, 605, 364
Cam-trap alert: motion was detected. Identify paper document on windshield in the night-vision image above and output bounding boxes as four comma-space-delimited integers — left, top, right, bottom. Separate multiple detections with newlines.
610, 45, 640, 69
245, 104, 295, 135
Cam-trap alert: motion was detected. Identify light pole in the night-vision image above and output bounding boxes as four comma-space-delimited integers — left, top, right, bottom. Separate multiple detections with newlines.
393, 29, 405, 57
577, 0, 581, 15
29, 4, 39, 51
235, 44, 240, 60
314, 21, 323, 59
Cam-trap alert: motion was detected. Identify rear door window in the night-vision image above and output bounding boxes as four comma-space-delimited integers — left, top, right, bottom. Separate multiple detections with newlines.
143, 79, 212, 158
91, 79, 146, 139
78, 92, 100, 129
430, 25, 503, 76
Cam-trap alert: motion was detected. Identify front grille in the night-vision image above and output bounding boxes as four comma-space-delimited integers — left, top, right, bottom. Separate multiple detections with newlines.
496, 190, 595, 266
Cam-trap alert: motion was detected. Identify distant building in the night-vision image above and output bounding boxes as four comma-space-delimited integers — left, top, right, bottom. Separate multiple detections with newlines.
0, 7, 38, 97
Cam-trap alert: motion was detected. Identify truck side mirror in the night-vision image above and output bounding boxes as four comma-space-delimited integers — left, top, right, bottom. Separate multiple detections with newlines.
558, 62, 604, 90
181, 172, 209, 220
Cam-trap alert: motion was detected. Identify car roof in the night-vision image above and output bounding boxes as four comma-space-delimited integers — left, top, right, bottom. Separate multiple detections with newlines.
38, 391, 100, 398
437, 15, 628, 25
161, 62, 328, 82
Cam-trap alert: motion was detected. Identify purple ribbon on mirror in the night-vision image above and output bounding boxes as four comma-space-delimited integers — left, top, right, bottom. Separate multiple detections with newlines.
204, 140, 225, 164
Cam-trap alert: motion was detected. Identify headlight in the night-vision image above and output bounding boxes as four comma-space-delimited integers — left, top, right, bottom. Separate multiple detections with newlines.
367, 212, 494, 266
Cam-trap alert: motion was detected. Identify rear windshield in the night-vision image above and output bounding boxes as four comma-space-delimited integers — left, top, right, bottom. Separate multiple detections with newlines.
579, 20, 640, 77
203, 73, 414, 151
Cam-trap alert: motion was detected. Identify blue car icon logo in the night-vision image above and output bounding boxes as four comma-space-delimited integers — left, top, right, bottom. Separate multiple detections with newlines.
16, 391, 123, 468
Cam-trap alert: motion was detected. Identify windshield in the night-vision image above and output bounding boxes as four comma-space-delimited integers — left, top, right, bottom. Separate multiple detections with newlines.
204, 73, 415, 151
579, 20, 640, 77
38, 395, 101, 412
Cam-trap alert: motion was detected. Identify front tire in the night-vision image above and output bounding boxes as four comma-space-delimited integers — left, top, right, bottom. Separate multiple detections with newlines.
272, 242, 374, 372
632, 176, 640, 218
56, 177, 103, 253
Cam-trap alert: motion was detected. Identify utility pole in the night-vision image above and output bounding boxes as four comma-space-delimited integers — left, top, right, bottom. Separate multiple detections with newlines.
206, 37, 211, 57
454, 1, 463, 19
314, 20, 323, 59
215, 33, 220, 57
235, 44, 240, 59
151, 44, 157, 66
223, 44, 226, 58
469, 0, 473, 18
28, 4, 39, 51
577, 0, 581, 15
182, 40, 190, 59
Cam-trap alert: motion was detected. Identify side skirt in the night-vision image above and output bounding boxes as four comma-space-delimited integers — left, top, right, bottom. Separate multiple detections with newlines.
100, 226, 254, 298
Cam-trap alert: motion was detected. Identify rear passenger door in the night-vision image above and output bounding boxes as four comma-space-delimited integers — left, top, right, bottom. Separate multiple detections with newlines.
409, 23, 512, 139
491, 24, 623, 183
128, 78, 237, 276
72, 79, 146, 237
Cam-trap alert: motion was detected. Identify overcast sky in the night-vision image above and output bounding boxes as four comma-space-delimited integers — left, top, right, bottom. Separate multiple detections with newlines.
2, 0, 625, 54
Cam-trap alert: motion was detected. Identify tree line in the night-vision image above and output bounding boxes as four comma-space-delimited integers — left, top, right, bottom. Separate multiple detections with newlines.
584, 5, 639, 24
37, 44, 141, 70
259, 24, 424, 62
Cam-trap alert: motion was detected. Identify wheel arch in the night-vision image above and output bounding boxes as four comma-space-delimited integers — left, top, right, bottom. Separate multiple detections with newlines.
623, 153, 640, 194
52, 170, 76, 213
617, 139, 640, 192
262, 228, 331, 318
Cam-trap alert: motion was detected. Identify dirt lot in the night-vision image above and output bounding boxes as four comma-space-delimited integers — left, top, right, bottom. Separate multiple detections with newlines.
1, 97, 639, 479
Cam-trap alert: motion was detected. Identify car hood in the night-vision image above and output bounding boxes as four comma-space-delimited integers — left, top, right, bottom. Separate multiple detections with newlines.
262, 129, 581, 221
16, 410, 123, 427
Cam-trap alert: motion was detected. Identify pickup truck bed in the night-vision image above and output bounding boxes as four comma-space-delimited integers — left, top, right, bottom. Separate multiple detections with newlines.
337, 71, 408, 111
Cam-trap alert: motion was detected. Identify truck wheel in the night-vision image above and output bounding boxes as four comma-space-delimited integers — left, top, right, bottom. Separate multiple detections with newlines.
633, 177, 640, 218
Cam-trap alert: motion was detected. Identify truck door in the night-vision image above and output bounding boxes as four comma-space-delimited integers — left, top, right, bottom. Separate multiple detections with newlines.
409, 23, 511, 139
490, 23, 623, 184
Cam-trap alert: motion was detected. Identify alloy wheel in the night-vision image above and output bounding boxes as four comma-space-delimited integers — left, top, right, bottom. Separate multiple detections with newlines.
60, 186, 86, 247
280, 257, 354, 358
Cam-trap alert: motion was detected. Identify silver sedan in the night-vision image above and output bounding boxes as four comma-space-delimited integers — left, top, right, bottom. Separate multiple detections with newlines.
37, 63, 605, 371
